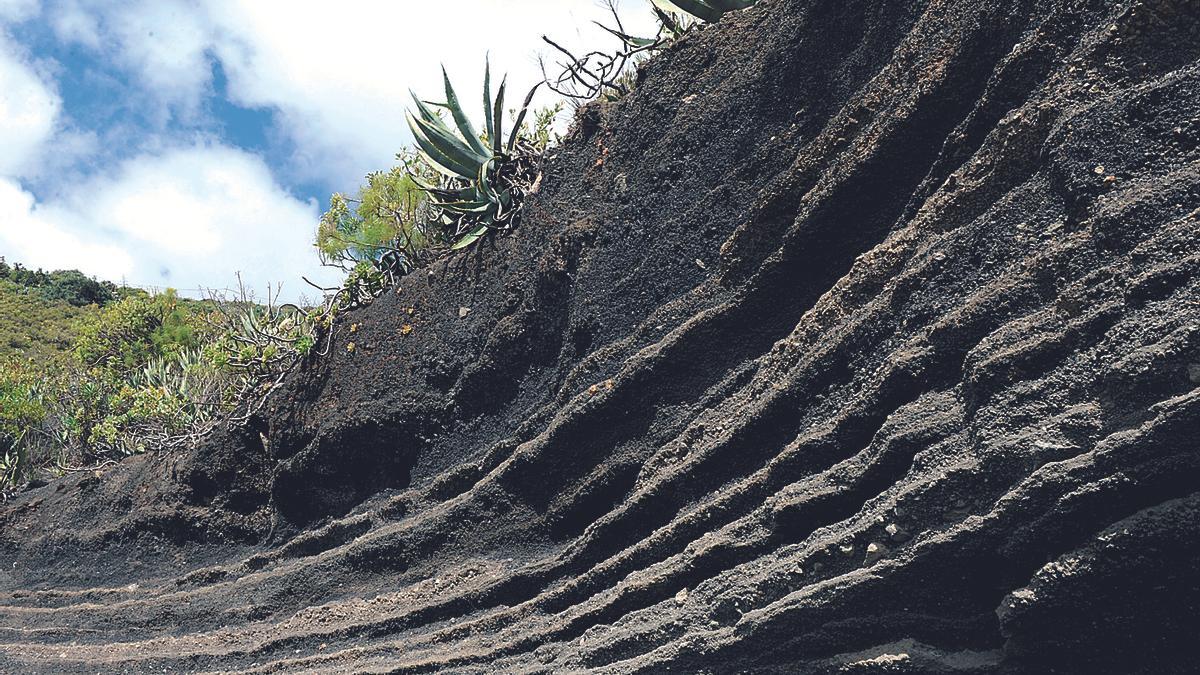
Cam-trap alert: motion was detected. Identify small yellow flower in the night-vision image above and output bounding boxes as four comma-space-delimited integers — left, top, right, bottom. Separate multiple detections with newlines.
346, 342, 356, 353
400, 324, 414, 336
350, 323, 359, 333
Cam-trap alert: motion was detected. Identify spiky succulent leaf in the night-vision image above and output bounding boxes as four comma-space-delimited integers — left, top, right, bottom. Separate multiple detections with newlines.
482, 60, 494, 146
506, 82, 543, 154
442, 67, 490, 158
595, 21, 659, 48
443, 205, 495, 216
653, 6, 683, 34
408, 172, 445, 195
653, 0, 756, 22
476, 158, 500, 203
452, 225, 489, 250
438, 200, 493, 214
413, 148, 469, 181
407, 114, 476, 179
410, 91, 445, 126
408, 85, 493, 178
492, 76, 507, 156
652, 0, 721, 21
407, 111, 487, 179
413, 109, 488, 167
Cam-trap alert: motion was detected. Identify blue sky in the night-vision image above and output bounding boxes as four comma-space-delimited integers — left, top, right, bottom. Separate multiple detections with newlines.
0, 0, 656, 301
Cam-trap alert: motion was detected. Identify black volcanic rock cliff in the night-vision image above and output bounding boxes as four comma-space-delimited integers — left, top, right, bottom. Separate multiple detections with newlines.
2, 0, 1199, 672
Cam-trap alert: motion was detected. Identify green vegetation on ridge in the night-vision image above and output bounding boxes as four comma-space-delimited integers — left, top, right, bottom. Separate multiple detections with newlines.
0, 267, 332, 493
0, 279, 95, 362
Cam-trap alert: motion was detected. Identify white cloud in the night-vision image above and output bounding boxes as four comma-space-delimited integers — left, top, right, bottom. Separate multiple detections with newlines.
105, 0, 212, 115
44, 0, 660, 185
209, 0, 659, 184
0, 37, 60, 177
0, 178, 134, 280
0, 146, 339, 298
0, 0, 39, 22
45, 0, 213, 121
47, 0, 99, 48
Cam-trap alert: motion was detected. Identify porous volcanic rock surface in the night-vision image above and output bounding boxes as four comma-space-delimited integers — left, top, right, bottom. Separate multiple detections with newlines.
3, 0, 1199, 672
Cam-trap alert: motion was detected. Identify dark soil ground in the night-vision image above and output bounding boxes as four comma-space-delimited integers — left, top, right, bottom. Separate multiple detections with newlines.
2, 0, 1199, 672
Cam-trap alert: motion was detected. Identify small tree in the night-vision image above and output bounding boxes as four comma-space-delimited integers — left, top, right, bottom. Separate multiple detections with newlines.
317, 151, 441, 277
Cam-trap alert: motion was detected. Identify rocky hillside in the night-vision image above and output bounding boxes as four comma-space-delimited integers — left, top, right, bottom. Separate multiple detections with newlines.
2, 0, 1198, 671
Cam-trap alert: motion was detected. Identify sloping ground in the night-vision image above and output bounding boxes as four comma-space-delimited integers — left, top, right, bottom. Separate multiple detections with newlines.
2, 0, 1199, 671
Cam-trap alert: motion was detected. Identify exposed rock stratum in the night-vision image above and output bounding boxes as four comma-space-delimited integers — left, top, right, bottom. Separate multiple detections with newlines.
2, 0, 1199, 672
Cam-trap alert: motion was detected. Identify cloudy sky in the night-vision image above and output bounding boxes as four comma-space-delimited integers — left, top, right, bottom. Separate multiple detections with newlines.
0, 0, 656, 300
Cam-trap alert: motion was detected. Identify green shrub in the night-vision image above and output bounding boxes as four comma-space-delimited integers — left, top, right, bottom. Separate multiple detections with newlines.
86, 377, 202, 456
39, 270, 117, 307
74, 295, 162, 371
54, 286, 316, 462
317, 151, 442, 276
0, 359, 48, 486
5, 291, 330, 484
0, 258, 344, 493
74, 289, 212, 374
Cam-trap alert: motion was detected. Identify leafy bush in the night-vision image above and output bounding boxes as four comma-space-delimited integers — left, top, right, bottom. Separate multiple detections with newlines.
318, 151, 442, 276
0, 359, 48, 486
35, 291, 218, 458
84, 347, 228, 456
39, 270, 118, 307
74, 294, 167, 371
74, 290, 212, 373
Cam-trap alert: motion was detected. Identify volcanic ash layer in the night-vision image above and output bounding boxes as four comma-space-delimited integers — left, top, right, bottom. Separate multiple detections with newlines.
2, 0, 1199, 672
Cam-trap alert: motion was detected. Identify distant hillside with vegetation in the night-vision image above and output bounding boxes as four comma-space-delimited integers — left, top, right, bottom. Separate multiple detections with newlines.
0, 279, 93, 361
0, 258, 221, 361
0, 258, 124, 360
0, 256, 333, 493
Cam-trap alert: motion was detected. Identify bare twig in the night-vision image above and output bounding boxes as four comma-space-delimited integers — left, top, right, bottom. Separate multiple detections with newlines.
540, 1, 668, 104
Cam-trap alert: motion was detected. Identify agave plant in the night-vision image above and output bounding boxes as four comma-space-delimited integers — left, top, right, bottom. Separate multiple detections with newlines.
652, 0, 757, 23
136, 348, 223, 403
1, 430, 26, 490
405, 61, 542, 249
